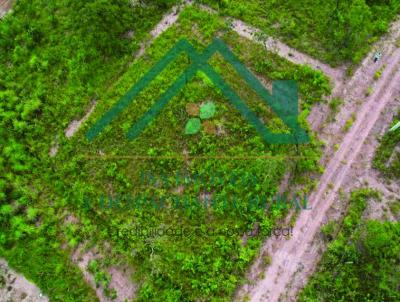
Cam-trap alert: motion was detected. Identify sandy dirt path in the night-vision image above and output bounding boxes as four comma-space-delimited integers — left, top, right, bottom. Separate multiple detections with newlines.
246, 51, 400, 302
71, 244, 137, 302
58, 1, 372, 301
58, 4, 341, 301
0, 0, 12, 18
277, 94, 400, 302
308, 18, 400, 138
237, 19, 400, 302
197, 4, 346, 86
0, 259, 49, 302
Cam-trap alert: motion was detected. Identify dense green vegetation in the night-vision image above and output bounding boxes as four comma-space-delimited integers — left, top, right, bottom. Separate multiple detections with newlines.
54, 7, 329, 301
299, 189, 400, 302
0, 0, 174, 300
199, 0, 400, 65
1, 224, 98, 301
2, 1, 398, 301
1, 2, 331, 300
373, 112, 400, 178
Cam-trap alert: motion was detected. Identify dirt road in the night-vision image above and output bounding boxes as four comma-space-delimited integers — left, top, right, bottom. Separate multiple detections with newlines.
0, 0, 12, 18
237, 18, 400, 302
0, 259, 49, 302
57, 4, 399, 301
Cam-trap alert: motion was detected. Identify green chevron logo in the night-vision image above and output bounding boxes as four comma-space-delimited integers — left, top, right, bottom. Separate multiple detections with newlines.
86, 38, 309, 144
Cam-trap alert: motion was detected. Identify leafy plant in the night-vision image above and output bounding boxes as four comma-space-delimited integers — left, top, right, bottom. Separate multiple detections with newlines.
199, 102, 216, 119
185, 118, 202, 134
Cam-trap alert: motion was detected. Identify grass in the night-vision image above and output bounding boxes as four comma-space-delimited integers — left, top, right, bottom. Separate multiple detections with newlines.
328, 97, 344, 121
261, 251, 272, 267
343, 113, 356, 132
49, 6, 331, 301
374, 65, 386, 80
3, 0, 397, 299
334, 143, 340, 151
199, 0, 400, 66
389, 200, 400, 218
299, 189, 400, 302
373, 111, 400, 179
0, 0, 176, 301
0, 2, 331, 299
366, 86, 374, 96
396, 37, 400, 48
0, 237, 98, 301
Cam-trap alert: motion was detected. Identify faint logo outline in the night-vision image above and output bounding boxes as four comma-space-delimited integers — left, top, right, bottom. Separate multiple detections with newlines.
86, 38, 309, 144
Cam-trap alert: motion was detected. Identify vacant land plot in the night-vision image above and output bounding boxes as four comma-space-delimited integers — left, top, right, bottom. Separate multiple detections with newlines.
2, 1, 399, 302
1, 3, 332, 301
53, 7, 331, 301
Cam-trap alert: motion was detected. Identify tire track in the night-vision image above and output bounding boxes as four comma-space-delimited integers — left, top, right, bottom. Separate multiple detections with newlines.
243, 48, 400, 302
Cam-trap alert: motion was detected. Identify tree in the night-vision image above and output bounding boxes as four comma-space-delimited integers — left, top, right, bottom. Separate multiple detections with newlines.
328, 0, 373, 62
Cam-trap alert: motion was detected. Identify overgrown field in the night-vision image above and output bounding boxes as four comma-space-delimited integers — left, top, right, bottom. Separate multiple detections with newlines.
0, 0, 174, 300
0, 2, 333, 301
299, 189, 400, 302
65, 7, 331, 301
199, 0, 400, 66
